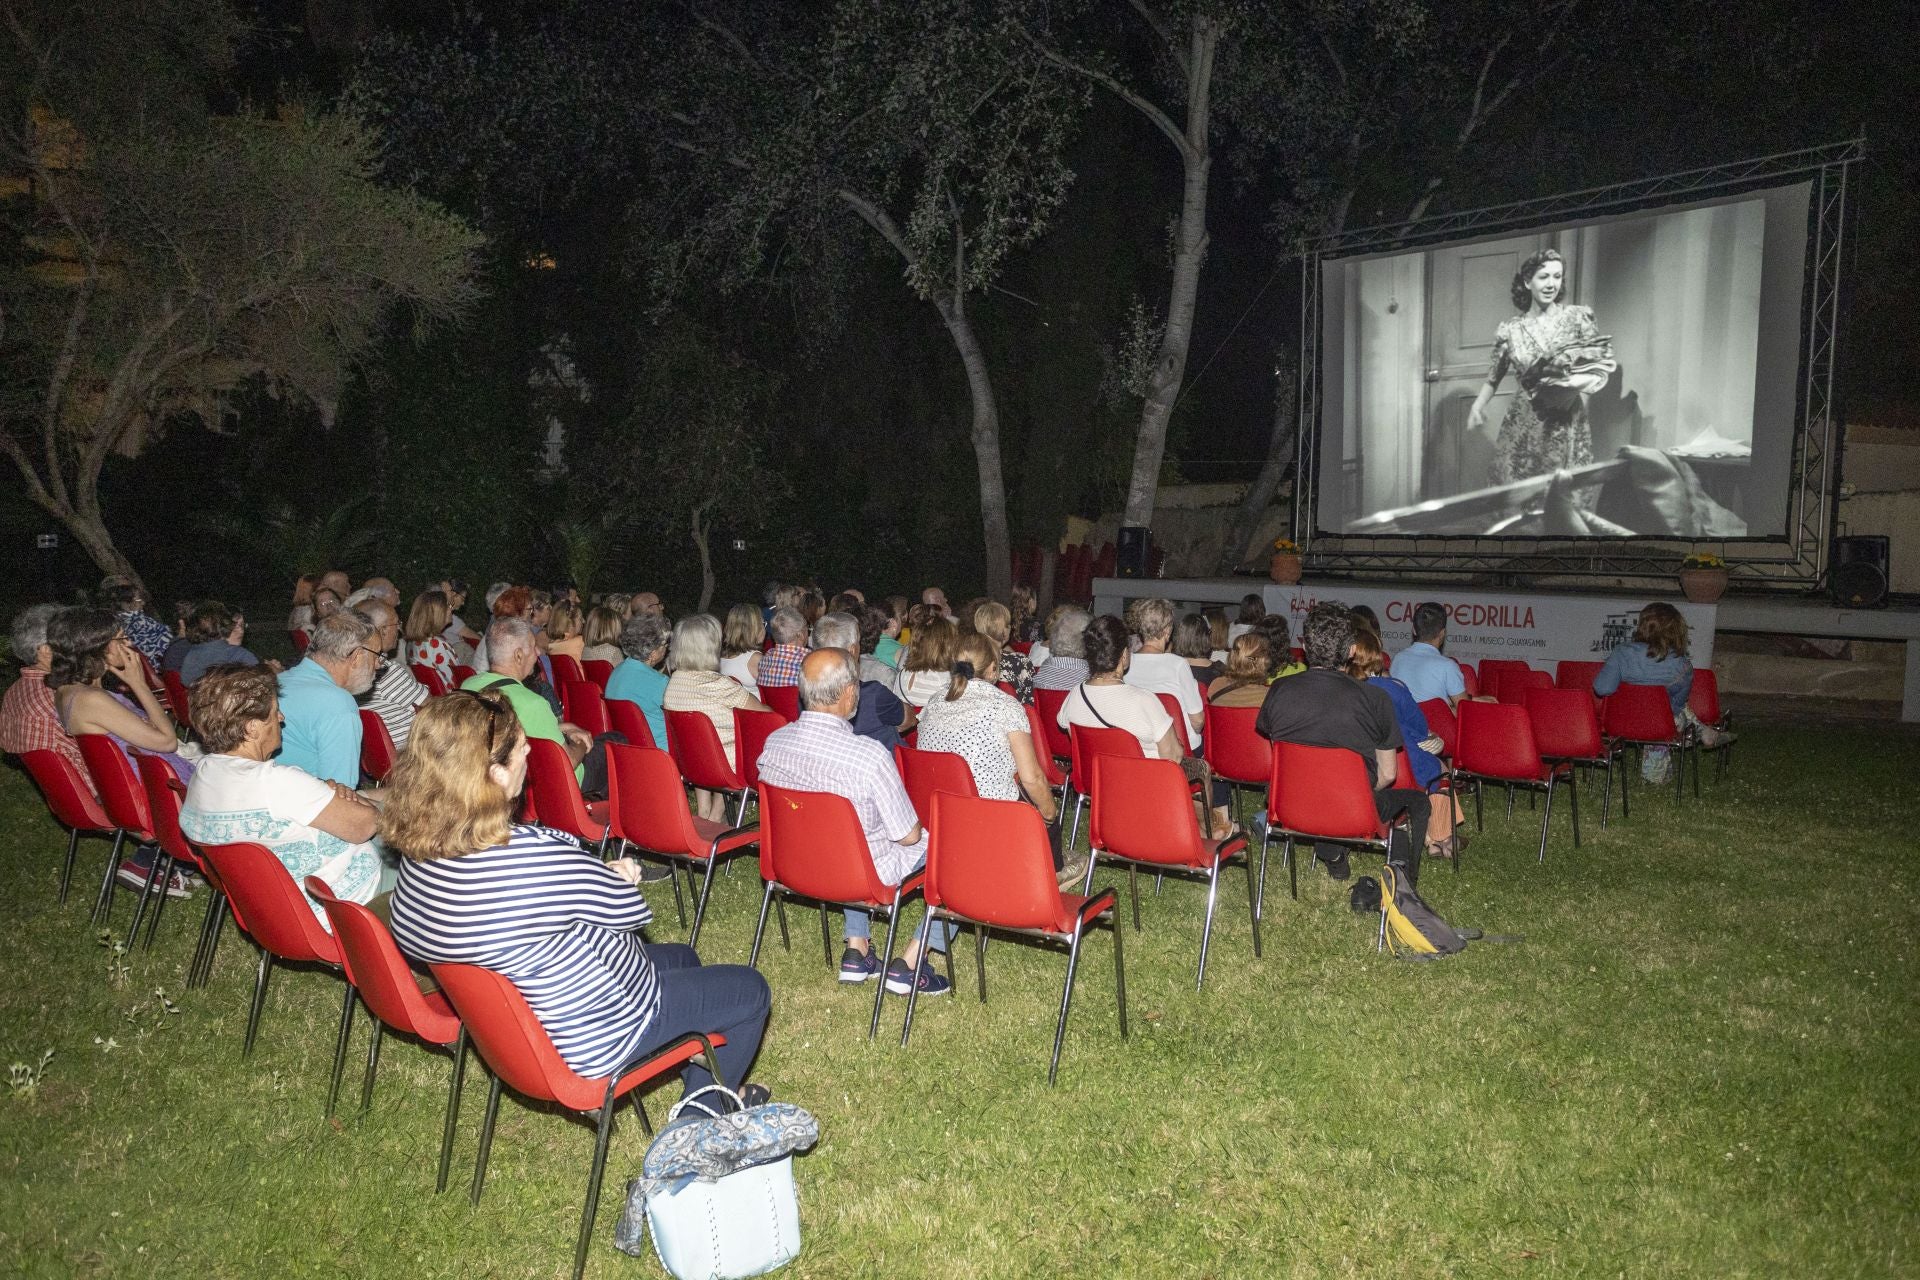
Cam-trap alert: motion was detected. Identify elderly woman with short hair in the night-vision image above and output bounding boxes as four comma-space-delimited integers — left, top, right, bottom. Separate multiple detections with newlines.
607, 613, 674, 748
1030, 606, 1092, 692
1124, 599, 1204, 747
180, 663, 385, 922
662, 614, 771, 819
581, 605, 627, 667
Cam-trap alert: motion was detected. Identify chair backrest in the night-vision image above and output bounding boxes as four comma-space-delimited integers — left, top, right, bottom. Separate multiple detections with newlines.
1269, 742, 1385, 840
452, 663, 477, 686
1524, 687, 1603, 759
1023, 701, 1067, 787
1202, 702, 1269, 785
525, 737, 603, 840
1155, 692, 1193, 754
732, 708, 786, 792
1477, 658, 1531, 684
1688, 668, 1723, 725
759, 683, 800, 723
1068, 723, 1141, 796
358, 709, 398, 783
1417, 698, 1458, 758
196, 840, 339, 964
549, 653, 585, 687
161, 670, 194, 728
893, 744, 979, 829
308, 878, 458, 1046
1555, 660, 1604, 693
75, 734, 155, 840
605, 696, 657, 749
1092, 754, 1207, 867
604, 741, 703, 856
1496, 668, 1553, 706
580, 659, 614, 690
409, 662, 449, 697
1031, 687, 1073, 763
560, 680, 611, 736
664, 710, 744, 792
926, 792, 1073, 934
1455, 699, 1548, 782
1601, 683, 1677, 744
135, 752, 202, 872
16, 748, 111, 831
290, 630, 311, 655
1458, 662, 1479, 698
757, 783, 892, 905
429, 962, 601, 1110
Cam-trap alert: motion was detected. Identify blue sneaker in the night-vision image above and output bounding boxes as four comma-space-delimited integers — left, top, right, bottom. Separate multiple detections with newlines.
837, 947, 879, 984
883, 957, 950, 997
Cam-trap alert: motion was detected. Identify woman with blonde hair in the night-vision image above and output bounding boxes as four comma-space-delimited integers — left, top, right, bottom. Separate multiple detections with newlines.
1206, 634, 1273, 708
1346, 628, 1465, 860
894, 616, 959, 709
719, 603, 765, 698
545, 601, 586, 661
662, 613, 771, 818
405, 590, 459, 687
384, 691, 771, 1110
972, 601, 1033, 703
580, 605, 627, 667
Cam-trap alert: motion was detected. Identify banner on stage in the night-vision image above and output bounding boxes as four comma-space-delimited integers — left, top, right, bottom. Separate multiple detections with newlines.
1260, 584, 1716, 671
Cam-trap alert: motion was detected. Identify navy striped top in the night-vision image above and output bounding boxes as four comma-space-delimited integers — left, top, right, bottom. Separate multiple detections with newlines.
388, 825, 661, 1079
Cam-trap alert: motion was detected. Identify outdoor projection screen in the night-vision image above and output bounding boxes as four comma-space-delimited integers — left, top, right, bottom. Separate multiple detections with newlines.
1313, 181, 1813, 540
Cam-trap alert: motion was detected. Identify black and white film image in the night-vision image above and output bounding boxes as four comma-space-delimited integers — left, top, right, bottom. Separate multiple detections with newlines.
1317, 185, 1811, 539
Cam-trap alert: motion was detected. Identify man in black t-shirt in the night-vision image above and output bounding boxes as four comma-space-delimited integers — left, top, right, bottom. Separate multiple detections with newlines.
1256, 603, 1428, 885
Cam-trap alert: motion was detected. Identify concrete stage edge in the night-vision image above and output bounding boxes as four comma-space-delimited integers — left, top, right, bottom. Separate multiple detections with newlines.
1091, 576, 1920, 724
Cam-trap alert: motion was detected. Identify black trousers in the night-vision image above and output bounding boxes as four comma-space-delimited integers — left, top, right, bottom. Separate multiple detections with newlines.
1316, 786, 1429, 887
579, 730, 628, 801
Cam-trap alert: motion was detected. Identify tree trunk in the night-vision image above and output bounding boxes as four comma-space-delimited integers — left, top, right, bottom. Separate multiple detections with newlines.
691, 502, 716, 613
1217, 359, 1298, 573
1121, 18, 1218, 530
928, 292, 1013, 601
58, 503, 145, 593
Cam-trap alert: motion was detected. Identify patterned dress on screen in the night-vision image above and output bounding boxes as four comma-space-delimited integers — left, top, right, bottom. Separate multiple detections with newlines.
1485, 303, 1613, 487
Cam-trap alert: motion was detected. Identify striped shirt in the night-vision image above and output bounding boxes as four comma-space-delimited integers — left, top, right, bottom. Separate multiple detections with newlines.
388, 826, 661, 1079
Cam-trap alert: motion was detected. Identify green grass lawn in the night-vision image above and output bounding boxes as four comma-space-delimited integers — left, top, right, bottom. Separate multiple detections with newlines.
2, 723, 1917, 1278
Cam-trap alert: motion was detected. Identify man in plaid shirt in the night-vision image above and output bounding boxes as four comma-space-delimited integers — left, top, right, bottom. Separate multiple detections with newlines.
2, 604, 92, 792
757, 606, 811, 689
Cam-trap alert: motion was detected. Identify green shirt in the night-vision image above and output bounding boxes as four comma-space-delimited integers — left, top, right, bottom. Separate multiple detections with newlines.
462, 672, 582, 781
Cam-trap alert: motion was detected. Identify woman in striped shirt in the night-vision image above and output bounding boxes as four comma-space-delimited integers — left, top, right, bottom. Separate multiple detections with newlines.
383, 690, 770, 1105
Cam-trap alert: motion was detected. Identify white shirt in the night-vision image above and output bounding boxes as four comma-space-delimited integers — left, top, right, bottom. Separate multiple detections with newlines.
719, 653, 761, 699
1057, 681, 1174, 758
1124, 650, 1205, 741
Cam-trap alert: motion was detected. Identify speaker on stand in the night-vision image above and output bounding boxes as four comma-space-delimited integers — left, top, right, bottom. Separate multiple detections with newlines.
1116, 525, 1152, 579
1828, 535, 1890, 608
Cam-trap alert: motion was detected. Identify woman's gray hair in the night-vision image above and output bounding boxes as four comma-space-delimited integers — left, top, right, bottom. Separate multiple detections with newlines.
620, 613, 672, 662
308, 609, 375, 661
485, 616, 537, 665
1131, 597, 1174, 640
810, 611, 859, 654
768, 605, 808, 645
9, 603, 63, 664
1047, 606, 1091, 659
668, 613, 723, 673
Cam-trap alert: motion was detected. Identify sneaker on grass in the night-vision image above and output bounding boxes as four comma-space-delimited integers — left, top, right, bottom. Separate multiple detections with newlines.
883, 957, 950, 997
115, 858, 193, 898
635, 860, 675, 883
838, 947, 880, 984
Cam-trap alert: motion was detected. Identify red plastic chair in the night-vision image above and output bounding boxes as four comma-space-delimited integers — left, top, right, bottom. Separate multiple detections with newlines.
1496, 668, 1553, 706
306, 878, 468, 1189
605, 696, 657, 749
1459, 662, 1479, 698
289, 630, 310, 656
548, 653, 586, 687
759, 682, 800, 723
452, 663, 478, 686
906, 792, 1124, 1084
1032, 687, 1073, 765
893, 744, 979, 830
560, 679, 612, 736
156, 669, 193, 731
429, 962, 726, 1280
1090, 754, 1258, 989
1688, 668, 1733, 780
358, 709, 398, 785
603, 743, 758, 945
664, 710, 752, 825
410, 662, 450, 697
749, 783, 933, 1040
1065, 723, 1146, 854
732, 707, 785, 795
1418, 698, 1459, 759
1455, 700, 1578, 862
1601, 683, 1699, 805
135, 755, 228, 986
1525, 687, 1617, 828
14, 748, 115, 908
1202, 702, 1271, 825
75, 734, 165, 942
1023, 701, 1068, 793
1259, 742, 1411, 900
195, 840, 345, 1062
1478, 658, 1531, 689
1155, 691, 1195, 755
525, 737, 609, 852
579, 658, 614, 689
1555, 660, 1605, 693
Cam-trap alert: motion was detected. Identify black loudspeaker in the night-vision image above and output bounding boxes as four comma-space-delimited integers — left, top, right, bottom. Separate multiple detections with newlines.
1116, 525, 1151, 579
1829, 535, 1890, 609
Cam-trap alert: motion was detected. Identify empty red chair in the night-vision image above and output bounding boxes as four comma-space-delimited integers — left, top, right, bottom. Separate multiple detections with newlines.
195, 841, 345, 1062
1260, 742, 1411, 900
159, 669, 194, 730
14, 748, 114, 908
548, 653, 585, 687
430, 961, 725, 1280
733, 707, 786, 794
452, 663, 478, 686
1688, 668, 1733, 780
1032, 687, 1073, 765
759, 682, 800, 723
665, 710, 752, 825
1496, 668, 1553, 706
580, 658, 614, 689
1526, 687, 1617, 827
907, 792, 1124, 1084
525, 738, 608, 853
306, 878, 468, 1188
1417, 698, 1459, 759
1023, 701, 1069, 793
1065, 724, 1145, 854
750, 783, 931, 1040
560, 680, 611, 736
1202, 702, 1271, 824
410, 662, 450, 697
1478, 658, 1530, 688
1455, 700, 1578, 861
76, 734, 167, 942
135, 754, 227, 985
604, 742, 758, 946
1090, 754, 1258, 989
1601, 683, 1698, 805
358, 709, 398, 784
1458, 662, 1479, 698
605, 696, 657, 749
894, 744, 979, 830
1555, 660, 1604, 693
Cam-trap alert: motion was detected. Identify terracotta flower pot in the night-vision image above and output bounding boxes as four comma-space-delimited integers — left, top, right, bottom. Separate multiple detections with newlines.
1678, 567, 1728, 603
1269, 553, 1302, 585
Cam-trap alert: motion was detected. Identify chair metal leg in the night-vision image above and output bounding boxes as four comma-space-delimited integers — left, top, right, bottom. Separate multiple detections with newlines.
666, 859, 687, 927
899, 910, 927, 1049
1048, 929, 1087, 1087
733, 787, 750, 828
1621, 747, 1632, 819
1377, 903, 1389, 952
819, 903, 834, 968
1600, 754, 1614, 827
326, 985, 357, 1116
1244, 854, 1262, 959
1065, 791, 1084, 858
1568, 770, 1581, 848
92, 829, 125, 925
126, 847, 165, 947
1284, 836, 1298, 901
575, 1083, 622, 1280
140, 852, 173, 951
1536, 779, 1555, 864
1252, 839, 1270, 945
873, 890, 904, 1042
1128, 865, 1142, 931
687, 857, 720, 949
201, 895, 230, 987
1691, 742, 1702, 799
360, 1017, 385, 1112
59, 829, 80, 903
435, 1028, 468, 1195
1472, 781, 1484, 832
629, 1089, 652, 1137
974, 924, 988, 1003
471, 1074, 504, 1205
1196, 859, 1221, 990
188, 890, 220, 987
1111, 912, 1127, 1040
775, 897, 790, 950
748, 882, 777, 968
243, 950, 274, 1059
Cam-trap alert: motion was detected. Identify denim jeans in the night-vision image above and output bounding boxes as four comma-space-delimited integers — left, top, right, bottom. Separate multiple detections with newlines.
841, 855, 953, 952
628, 943, 770, 1105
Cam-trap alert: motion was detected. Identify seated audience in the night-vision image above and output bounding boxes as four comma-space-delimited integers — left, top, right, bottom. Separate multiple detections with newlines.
1255, 603, 1427, 885
661, 613, 771, 818
606, 613, 672, 748
1031, 606, 1091, 691
545, 601, 586, 661
382, 691, 770, 1108
405, 590, 461, 687
2, 603, 89, 787
856, 605, 898, 686
1392, 602, 1475, 708
1592, 601, 1695, 717
630, 591, 664, 618
463, 617, 609, 795
876, 597, 909, 666
812, 611, 913, 750
973, 601, 1034, 704
179, 602, 266, 686
921, 586, 955, 622
277, 610, 378, 788
1176, 612, 1226, 691
1009, 584, 1039, 645
288, 574, 318, 637
103, 581, 174, 665
181, 663, 385, 922
159, 616, 196, 674
1227, 593, 1264, 644
355, 600, 429, 751
894, 616, 958, 709
318, 569, 352, 601
358, 577, 400, 608
310, 584, 345, 631
1124, 598, 1205, 744
758, 606, 810, 689
1204, 608, 1230, 663
580, 604, 627, 667
1348, 626, 1464, 860
1253, 614, 1305, 681
756, 649, 953, 995
438, 579, 480, 659
1207, 634, 1275, 708
468, 585, 530, 677
719, 604, 765, 697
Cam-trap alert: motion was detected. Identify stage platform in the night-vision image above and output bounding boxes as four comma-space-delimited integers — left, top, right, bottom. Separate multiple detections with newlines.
1092, 576, 1920, 723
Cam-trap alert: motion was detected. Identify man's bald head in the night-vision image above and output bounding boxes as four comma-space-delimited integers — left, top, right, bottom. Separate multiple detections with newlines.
797, 647, 858, 717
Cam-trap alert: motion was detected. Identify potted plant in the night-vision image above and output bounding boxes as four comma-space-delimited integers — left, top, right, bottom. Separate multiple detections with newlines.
1678, 552, 1728, 603
1270, 537, 1303, 585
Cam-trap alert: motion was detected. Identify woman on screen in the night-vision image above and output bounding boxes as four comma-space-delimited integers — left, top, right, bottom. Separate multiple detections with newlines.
1467, 248, 1616, 488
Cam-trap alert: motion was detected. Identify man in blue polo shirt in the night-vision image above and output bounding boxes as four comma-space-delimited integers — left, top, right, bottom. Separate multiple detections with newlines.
1392, 601, 1468, 707
278, 609, 379, 787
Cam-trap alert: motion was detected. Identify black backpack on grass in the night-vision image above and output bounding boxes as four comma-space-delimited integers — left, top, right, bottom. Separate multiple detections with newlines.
1377, 864, 1468, 957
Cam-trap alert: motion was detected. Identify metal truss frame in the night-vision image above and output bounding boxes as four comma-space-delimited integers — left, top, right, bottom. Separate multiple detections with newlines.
1293, 139, 1862, 590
